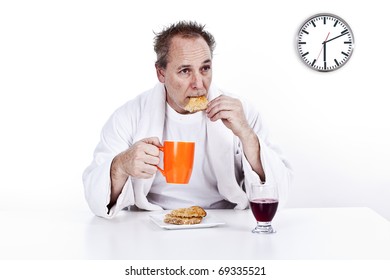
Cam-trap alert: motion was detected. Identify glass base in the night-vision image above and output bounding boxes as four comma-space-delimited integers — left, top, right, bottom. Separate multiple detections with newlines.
252, 221, 276, 234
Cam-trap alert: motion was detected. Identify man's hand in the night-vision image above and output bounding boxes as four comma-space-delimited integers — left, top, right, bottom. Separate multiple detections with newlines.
112, 137, 161, 179
206, 95, 252, 139
109, 137, 161, 207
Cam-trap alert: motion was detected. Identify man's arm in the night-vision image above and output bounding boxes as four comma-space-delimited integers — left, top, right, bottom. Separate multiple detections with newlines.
206, 95, 265, 181
108, 137, 161, 208
236, 127, 265, 181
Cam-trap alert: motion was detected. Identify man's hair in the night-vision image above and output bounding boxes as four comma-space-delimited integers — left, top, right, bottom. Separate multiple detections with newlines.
153, 21, 216, 69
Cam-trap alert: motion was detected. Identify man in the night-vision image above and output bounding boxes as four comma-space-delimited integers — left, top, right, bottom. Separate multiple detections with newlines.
83, 21, 292, 218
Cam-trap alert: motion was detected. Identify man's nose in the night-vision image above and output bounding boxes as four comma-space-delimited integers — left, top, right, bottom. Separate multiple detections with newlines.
191, 72, 203, 89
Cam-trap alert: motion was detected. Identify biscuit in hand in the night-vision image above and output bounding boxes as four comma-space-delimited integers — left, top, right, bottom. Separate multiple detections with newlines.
184, 96, 208, 113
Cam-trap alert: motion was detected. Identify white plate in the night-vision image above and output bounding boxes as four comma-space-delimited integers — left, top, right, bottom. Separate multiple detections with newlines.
149, 213, 226, 230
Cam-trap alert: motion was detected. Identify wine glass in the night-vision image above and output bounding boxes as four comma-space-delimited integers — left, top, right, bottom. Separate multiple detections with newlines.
248, 182, 279, 234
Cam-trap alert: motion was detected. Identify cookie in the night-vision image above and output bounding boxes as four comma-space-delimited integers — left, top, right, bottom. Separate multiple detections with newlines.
170, 206, 207, 218
184, 96, 208, 113
164, 206, 207, 225
163, 214, 203, 225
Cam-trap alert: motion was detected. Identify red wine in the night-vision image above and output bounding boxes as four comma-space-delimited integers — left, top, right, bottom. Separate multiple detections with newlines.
250, 198, 279, 222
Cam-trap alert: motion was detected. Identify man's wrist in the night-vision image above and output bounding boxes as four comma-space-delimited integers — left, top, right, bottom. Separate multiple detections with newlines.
110, 154, 128, 181
109, 155, 129, 206
238, 126, 257, 145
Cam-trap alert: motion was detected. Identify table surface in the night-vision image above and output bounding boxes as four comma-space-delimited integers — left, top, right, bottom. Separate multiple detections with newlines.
1, 207, 390, 260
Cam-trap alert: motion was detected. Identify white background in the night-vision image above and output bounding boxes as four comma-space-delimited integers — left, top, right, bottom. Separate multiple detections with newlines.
1, 0, 389, 220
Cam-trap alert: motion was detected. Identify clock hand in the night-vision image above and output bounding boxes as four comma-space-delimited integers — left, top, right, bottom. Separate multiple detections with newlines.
323, 41, 327, 68
316, 32, 330, 62
322, 32, 348, 44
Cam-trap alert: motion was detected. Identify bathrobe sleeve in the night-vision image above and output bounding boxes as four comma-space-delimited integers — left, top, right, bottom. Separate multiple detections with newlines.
239, 98, 293, 208
82, 101, 138, 218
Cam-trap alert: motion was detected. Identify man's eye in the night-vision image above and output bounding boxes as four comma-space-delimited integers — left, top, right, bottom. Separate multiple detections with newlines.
202, 65, 211, 72
179, 69, 190, 74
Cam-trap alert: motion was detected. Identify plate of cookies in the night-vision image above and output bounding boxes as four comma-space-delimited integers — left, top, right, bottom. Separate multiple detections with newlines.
149, 206, 225, 230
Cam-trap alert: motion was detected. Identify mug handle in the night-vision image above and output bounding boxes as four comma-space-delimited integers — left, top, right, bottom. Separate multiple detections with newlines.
156, 146, 165, 177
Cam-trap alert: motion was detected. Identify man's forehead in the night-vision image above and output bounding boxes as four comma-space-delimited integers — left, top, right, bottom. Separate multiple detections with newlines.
168, 37, 212, 66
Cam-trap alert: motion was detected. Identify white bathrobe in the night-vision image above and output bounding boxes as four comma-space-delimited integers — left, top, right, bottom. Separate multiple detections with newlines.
82, 83, 292, 218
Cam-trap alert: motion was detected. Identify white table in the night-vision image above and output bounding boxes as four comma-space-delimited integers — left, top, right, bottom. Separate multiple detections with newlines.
1, 207, 389, 259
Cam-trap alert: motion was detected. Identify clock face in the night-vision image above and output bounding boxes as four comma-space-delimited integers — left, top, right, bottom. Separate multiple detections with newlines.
297, 13, 355, 72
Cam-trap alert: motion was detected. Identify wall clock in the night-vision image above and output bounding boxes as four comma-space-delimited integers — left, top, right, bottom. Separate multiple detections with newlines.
297, 13, 355, 72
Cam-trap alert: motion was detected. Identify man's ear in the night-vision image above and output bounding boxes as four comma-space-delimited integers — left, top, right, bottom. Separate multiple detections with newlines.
155, 64, 165, 83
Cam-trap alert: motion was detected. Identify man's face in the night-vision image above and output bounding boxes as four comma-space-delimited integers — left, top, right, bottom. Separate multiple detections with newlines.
156, 36, 212, 114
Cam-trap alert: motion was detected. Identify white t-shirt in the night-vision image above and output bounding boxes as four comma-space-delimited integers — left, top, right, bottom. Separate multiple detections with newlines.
147, 103, 233, 209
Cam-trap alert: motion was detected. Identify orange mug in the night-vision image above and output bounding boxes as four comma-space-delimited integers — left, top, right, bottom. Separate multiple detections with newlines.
156, 141, 195, 184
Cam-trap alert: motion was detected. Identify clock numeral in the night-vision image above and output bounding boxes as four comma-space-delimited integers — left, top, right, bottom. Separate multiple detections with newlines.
324, 62, 327, 69
311, 20, 316, 27
302, 30, 309, 35
344, 41, 352, 44
302, 52, 309, 57
334, 59, 339, 66
341, 29, 348, 34
311, 59, 316, 66
341, 51, 349, 57
298, 42, 306, 44
333, 20, 339, 27
323, 17, 326, 24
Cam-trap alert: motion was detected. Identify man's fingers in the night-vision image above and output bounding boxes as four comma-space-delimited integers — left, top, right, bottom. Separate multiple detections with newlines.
131, 162, 158, 178
142, 164, 158, 176
142, 137, 162, 147
140, 137, 162, 156
144, 154, 160, 165
206, 96, 238, 119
